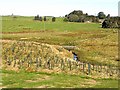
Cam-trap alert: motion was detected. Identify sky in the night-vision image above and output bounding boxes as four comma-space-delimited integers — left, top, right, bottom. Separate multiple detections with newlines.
0, 0, 119, 17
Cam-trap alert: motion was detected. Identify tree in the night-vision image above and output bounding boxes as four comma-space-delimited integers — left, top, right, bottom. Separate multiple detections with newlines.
44, 16, 46, 21
102, 19, 109, 28
68, 14, 79, 22
63, 17, 69, 22
52, 17, 56, 22
79, 15, 86, 22
106, 14, 110, 19
39, 16, 42, 21
34, 15, 39, 20
85, 13, 88, 16
65, 15, 68, 17
70, 10, 83, 17
98, 12, 106, 19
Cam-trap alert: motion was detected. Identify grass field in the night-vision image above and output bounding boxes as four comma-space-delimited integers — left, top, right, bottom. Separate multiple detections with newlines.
2, 16, 103, 32
1, 16, 119, 88
1, 69, 118, 88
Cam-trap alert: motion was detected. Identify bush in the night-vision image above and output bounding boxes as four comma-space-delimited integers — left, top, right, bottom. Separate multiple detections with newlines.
102, 17, 119, 28
34, 15, 39, 20
68, 14, 79, 22
39, 16, 42, 21
98, 12, 106, 19
52, 17, 56, 22
69, 10, 83, 17
102, 19, 110, 28
44, 16, 46, 21
79, 15, 86, 22
63, 17, 69, 22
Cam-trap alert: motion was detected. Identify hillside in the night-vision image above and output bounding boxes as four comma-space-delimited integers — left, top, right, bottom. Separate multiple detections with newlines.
1, 16, 119, 88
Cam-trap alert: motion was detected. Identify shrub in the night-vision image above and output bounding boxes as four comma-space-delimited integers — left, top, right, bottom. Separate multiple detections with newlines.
68, 14, 79, 22
39, 16, 42, 21
44, 16, 46, 21
34, 15, 39, 20
102, 17, 120, 28
63, 17, 69, 22
98, 12, 106, 19
52, 17, 56, 22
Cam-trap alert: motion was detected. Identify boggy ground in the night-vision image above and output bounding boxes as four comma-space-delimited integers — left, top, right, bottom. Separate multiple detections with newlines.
2, 29, 118, 66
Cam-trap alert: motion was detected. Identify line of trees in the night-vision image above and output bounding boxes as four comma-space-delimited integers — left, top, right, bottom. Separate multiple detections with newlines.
64, 10, 100, 23
34, 15, 56, 22
64, 10, 120, 28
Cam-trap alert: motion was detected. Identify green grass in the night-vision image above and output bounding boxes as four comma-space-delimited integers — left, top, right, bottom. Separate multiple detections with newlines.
1, 16, 119, 88
2, 16, 105, 32
2, 16, 118, 66
1, 69, 118, 88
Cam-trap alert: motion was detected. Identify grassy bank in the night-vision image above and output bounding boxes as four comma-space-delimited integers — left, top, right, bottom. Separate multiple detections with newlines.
1, 69, 118, 88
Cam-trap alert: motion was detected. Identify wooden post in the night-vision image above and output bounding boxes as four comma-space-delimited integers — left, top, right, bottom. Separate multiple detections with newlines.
95, 65, 97, 72
47, 59, 50, 69
69, 60, 71, 71
7, 58, 11, 65
61, 59, 64, 70
88, 63, 91, 75
51, 59, 54, 70
109, 65, 111, 76
39, 57, 42, 67
13, 59, 16, 67
106, 65, 109, 76
29, 58, 32, 67
18, 61, 21, 69
100, 64, 102, 72
83, 63, 85, 73
54, 56, 57, 64
36, 58, 39, 68
28, 60, 30, 67
98, 64, 100, 72
77, 63, 80, 71
92, 64, 95, 71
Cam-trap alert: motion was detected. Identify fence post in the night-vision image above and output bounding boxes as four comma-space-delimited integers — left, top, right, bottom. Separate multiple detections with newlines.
100, 64, 102, 72
83, 63, 85, 73
51, 59, 54, 70
92, 64, 95, 71
95, 65, 97, 72
54, 56, 57, 64
106, 65, 109, 76
13, 59, 16, 67
47, 59, 51, 70
61, 59, 64, 70
7, 58, 11, 65
29, 58, 32, 67
36, 58, 39, 68
88, 63, 91, 75
115, 67, 118, 74
109, 65, 113, 76
28, 60, 30, 67
39, 57, 42, 67
69, 60, 71, 71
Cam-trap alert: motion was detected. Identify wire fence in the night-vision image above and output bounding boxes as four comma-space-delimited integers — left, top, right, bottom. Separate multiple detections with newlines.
2, 41, 119, 77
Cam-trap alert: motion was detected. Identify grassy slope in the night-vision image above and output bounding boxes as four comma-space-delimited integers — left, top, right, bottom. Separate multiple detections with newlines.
1, 16, 118, 88
2, 16, 118, 66
1, 69, 118, 88
2, 16, 103, 32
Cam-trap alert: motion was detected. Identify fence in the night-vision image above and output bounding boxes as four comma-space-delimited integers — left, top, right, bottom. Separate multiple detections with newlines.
2, 41, 119, 77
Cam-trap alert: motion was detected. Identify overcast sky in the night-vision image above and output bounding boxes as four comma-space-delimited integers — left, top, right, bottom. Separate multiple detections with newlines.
0, 0, 119, 16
